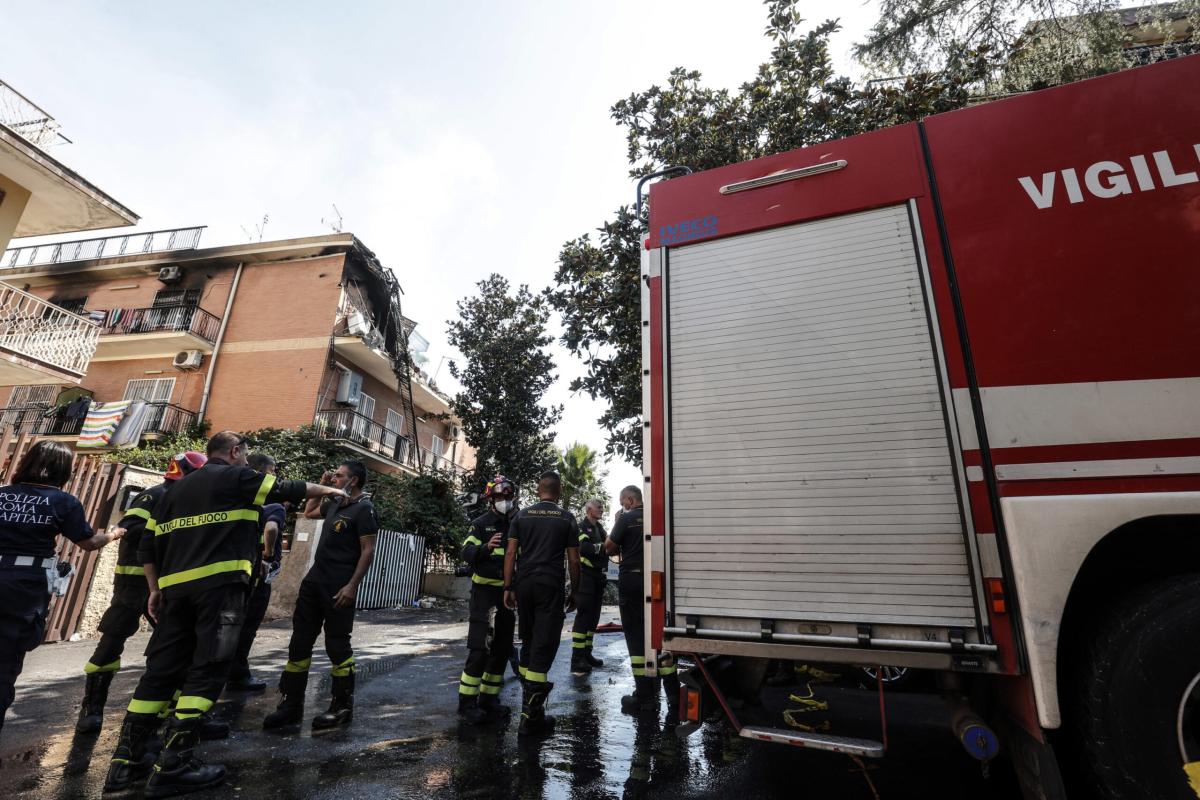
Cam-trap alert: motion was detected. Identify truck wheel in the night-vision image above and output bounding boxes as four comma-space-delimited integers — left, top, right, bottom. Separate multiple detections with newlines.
1075, 575, 1200, 799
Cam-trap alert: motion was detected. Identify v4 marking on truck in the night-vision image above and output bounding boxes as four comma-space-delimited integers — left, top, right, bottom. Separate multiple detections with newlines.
1018, 144, 1200, 209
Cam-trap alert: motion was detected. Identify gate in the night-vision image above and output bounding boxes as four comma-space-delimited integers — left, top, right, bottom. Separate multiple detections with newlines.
356, 529, 426, 610
0, 428, 127, 642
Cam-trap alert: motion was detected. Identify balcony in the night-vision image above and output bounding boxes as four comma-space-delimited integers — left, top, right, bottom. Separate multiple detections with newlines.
315, 408, 418, 472
0, 283, 99, 385
91, 305, 221, 361
1, 226, 205, 271
421, 447, 469, 479
0, 401, 197, 440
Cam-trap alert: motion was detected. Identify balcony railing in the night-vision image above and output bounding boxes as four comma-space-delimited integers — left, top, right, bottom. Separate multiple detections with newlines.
93, 305, 221, 344
1, 226, 206, 270
0, 401, 196, 439
421, 447, 468, 478
316, 409, 417, 468
0, 284, 98, 376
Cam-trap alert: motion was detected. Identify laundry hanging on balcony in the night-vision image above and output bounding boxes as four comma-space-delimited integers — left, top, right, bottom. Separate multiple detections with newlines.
110, 401, 151, 448
77, 401, 131, 449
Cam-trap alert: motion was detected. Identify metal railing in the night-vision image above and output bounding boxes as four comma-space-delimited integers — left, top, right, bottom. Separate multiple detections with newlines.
0, 401, 196, 438
93, 305, 221, 344
1, 226, 206, 270
315, 409, 417, 467
0, 284, 98, 375
421, 447, 469, 478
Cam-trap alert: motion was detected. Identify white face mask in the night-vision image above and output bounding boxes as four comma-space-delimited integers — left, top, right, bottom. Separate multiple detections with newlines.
494, 500, 512, 514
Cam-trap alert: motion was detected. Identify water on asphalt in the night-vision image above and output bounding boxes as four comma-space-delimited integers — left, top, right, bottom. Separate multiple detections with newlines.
1, 604, 1020, 799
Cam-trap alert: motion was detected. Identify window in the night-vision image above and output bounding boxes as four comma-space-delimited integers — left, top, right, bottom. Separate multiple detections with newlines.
152, 288, 201, 308
431, 435, 445, 459
124, 378, 175, 430
1, 385, 59, 432
50, 296, 88, 315
351, 393, 376, 444
382, 408, 405, 453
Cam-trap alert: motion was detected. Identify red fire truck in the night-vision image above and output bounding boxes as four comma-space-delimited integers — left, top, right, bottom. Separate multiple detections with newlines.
638, 54, 1200, 799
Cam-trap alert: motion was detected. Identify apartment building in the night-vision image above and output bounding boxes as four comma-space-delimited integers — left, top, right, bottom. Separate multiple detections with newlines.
0, 229, 473, 479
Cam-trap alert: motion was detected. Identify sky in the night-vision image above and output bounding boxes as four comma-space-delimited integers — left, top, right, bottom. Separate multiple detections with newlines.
1, 1, 878, 513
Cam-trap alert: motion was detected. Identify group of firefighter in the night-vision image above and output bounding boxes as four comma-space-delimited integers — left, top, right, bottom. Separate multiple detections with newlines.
0, 430, 676, 798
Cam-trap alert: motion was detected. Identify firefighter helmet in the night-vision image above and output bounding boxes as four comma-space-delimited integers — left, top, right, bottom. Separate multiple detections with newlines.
483, 474, 515, 500
164, 451, 207, 482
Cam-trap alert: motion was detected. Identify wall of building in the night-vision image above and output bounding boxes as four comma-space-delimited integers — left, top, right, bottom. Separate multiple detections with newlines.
0, 174, 32, 253
203, 254, 345, 432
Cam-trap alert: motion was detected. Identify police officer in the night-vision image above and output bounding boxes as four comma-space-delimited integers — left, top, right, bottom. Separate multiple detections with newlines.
570, 498, 608, 676
262, 459, 377, 731
503, 471, 580, 737
456, 475, 517, 724
605, 485, 679, 719
0, 441, 123, 736
104, 431, 344, 796
75, 451, 207, 734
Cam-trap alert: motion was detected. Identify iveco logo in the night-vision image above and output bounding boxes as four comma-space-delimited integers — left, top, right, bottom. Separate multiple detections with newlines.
661, 215, 718, 245
1019, 145, 1200, 209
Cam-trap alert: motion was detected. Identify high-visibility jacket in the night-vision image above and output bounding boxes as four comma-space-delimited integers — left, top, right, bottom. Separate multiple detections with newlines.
147, 458, 307, 598
114, 481, 167, 587
578, 517, 607, 576
461, 509, 512, 587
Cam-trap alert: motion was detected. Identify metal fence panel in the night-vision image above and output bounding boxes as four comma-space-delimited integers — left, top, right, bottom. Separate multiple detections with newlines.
357, 529, 425, 610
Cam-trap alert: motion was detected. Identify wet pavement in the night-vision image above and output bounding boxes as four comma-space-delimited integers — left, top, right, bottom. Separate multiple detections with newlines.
2, 603, 1020, 799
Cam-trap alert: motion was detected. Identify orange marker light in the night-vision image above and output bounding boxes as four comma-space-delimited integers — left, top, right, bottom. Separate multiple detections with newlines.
651, 571, 665, 601
986, 578, 1007, 614
685, 688, 701, 722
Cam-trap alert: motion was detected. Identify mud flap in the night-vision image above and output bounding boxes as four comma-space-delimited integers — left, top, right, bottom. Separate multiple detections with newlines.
998, 718, 1068, 800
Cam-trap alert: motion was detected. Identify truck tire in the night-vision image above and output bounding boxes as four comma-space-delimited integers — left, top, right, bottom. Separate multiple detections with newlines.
1074, 574, 1200, 800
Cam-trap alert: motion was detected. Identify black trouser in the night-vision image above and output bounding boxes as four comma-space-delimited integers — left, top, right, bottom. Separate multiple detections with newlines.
280, 580, 355, 688
230, 574, 272, 680
516, 576, 565, 685
86, 582, 151, 675
0, 567, 50, 733
123, 582, 246, 724
459, 581, 514, 699
617, 570, 677, 684
570, 570, 605, 653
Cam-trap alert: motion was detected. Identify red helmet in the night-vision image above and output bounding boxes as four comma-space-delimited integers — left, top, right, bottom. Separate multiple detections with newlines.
483, 474, 515, 500
165, 451, 207, 481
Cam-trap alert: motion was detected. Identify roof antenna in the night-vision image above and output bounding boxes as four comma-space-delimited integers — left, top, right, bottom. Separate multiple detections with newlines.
322, 203, 344, 233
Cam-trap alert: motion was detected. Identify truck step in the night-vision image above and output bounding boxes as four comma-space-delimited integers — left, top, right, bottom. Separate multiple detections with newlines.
738, 725, 885, 758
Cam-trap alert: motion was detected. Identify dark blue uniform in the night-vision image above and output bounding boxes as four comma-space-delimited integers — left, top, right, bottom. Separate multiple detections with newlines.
0, 483, 94, 732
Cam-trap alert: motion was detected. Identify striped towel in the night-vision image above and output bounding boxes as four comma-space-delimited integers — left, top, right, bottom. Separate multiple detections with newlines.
78, 401, 131, 449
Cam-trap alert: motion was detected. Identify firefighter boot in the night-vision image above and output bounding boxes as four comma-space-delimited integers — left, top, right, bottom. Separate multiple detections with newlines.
76, 671, 115, 734
197, 712, 229, 740
570, 650, 592, 676
663, 673, 682, 727
312, 673, 354, 730
584, 643, 604, 668
458, 692, 486, 725
621, 677, 660, 715
103, 716, 158, 792
518, 680, 555, 737
262, 670, 307, 730
143, 717, 226, 798
477, 691, 510, 720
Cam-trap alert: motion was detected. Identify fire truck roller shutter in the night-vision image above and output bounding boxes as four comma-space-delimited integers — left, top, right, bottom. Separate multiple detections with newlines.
665, 203, 980, 630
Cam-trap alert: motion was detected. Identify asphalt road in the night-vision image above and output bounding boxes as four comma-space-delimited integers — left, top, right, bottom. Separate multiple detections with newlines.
1, 602, 1020, 799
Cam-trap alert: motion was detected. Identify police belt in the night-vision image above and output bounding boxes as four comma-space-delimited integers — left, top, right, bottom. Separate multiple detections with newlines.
0, 554, 57, 569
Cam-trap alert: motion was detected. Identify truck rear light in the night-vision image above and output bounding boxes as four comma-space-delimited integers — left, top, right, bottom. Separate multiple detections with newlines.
651, 571, 665, 601
986, 578, 1007, 614
685, 687, 701, 722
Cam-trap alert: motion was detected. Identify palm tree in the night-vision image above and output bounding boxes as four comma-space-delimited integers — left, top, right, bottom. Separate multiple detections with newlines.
555, 442, 608, 518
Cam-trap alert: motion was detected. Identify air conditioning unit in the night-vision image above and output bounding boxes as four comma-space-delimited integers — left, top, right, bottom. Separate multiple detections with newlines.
158, 265, 183, 284
346, 311, 370, 336
335, 369, 363, 407
173, 350, 203, 370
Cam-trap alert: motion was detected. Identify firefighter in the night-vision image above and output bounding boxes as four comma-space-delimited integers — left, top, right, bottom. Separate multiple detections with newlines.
503, 471, 580, 737
262, 459, 378, 732
0, 441, 124, 736
74, 451, 207, 734
570, 497, 608, 676
605, 485, 679, 719
456, 475, 517, 724
103, 431, 344, 796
